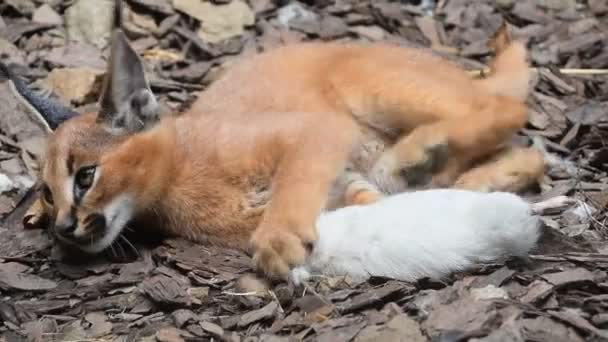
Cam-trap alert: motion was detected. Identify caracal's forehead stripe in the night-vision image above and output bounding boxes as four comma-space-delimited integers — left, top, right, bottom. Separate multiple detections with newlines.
66, 153, 75, 174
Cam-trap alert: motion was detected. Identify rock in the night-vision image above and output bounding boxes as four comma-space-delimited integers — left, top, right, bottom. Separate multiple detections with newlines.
186, 287, 209, 303
238, 302, 278, 327
251, 0, 275, 14
471, 285, 510, 301
19, 136, 46, 160
22, 319, 58, 342
589, 0, 608, 15
44, 67, 104, 105
200, 321, 224, 338
0, 22, 55, 43
0, 38, 26, 66
519, 316, 585, 342
3, 0, 36, 16
520, 280, 554, 304
45, 43, 107, 70
234, 274, 270, 297
349, 25, 386, 41
537, 0, 576, 11
0, 173, 15, 194
156, 327, 189, 342
319, 15, 349, 39
168, 62, 212, 83
84, 312, 113, 338
277, 3, 320, 34
123, 6, 158, 38
423, 296, 498, 338
592, 313, 608, 328
0, 270, 57, 291
32, 4, 63, 26
66, 0, 114, 48
541, 268, 596, 288
0, 226, 53, 259
495, 0, 515, 9
129, 0, 175, 16
294, 295, 328, 314
566, 101, 607, 126
0, 262, 30, 274
414, 16, 442, 47
172, 309, 198, 328
113, 252, 155, 285
472, 267, 516, 288
337, 281, 408, 314
316, 321, 366, 342
0, 158, 24, 175
173, 0, 255, 43
141, 274, 190, 307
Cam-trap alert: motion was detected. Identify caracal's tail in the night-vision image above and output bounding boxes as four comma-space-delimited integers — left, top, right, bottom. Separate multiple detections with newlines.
473, 23, 531, 102
291, 190, 559, 284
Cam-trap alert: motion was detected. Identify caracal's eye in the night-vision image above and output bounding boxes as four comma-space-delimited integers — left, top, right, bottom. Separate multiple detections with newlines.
75, 166, 96, 190
41, 184, 54, 205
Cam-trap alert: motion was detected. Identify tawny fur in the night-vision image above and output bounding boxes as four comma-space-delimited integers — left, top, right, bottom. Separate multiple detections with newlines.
32, 21, 543, 278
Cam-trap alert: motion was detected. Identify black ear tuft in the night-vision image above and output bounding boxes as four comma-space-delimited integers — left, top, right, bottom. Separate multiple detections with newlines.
114, 0, 123, 29
0, 61, 79, 131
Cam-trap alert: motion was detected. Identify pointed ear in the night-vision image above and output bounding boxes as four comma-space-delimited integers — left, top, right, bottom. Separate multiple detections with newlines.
97, 17, 159, 134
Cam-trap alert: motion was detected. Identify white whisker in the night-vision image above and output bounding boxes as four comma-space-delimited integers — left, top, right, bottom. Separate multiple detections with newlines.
120, 234, 140, 257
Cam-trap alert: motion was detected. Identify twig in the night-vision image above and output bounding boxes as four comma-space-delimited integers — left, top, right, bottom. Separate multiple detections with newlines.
221, 290, 259, 296
268, 290, 285, 315
468, 67, 608, 77
41, 335, 110, 342
556, 68, 608, 75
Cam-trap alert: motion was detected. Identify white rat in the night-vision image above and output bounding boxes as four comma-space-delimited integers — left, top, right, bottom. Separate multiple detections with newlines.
290, 189, 572, 284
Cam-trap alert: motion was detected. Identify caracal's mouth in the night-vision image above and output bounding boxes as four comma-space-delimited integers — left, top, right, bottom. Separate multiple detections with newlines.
85, 194, 136, 254
54, 195, 136, 256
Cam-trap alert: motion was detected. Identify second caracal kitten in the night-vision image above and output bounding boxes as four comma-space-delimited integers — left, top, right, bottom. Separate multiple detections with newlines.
10, 0, 542, 280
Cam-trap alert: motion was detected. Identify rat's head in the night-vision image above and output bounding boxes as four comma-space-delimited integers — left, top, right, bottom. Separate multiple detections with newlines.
4, 0, 160, 253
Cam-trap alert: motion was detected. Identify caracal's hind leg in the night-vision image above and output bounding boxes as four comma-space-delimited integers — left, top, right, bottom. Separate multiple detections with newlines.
328, 41, 530, 192
452, 146, 544, 193
370, 94, 529, 190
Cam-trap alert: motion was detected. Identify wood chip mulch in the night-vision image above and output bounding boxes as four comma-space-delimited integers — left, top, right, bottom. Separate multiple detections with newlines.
1, 0, 607, 341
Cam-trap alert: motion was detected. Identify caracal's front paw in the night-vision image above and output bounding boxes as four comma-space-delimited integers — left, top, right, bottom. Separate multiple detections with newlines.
250, 224, 316, 280
290, 267, 312, 286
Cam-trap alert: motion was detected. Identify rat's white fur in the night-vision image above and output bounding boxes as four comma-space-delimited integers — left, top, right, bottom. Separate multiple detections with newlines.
291, 189, 541, 284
